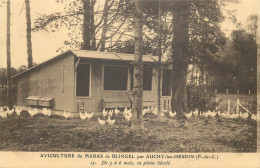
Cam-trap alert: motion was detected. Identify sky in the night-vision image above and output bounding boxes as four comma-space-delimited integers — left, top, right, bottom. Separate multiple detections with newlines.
0, 0, 259, 68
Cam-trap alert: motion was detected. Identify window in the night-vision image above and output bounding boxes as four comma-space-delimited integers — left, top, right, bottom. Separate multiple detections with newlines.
76, 64, 90, 97
162, 69, 172, 96
130, 66, 152, 90
143, 67, 152, 90
103, 66, 128, 90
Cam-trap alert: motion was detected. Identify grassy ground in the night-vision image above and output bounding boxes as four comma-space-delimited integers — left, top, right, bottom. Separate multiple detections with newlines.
0, 111, 257, 152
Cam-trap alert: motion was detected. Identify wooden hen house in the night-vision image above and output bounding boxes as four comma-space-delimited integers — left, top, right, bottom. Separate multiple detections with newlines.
12, 50, 172, 115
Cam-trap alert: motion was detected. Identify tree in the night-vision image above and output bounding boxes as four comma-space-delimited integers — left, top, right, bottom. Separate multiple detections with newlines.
209, 14, 257, 93
171, 0, 190, 118
231, 28, 257, 92
131, 0, 144, 132
111, 38, 159, 55
246, 14, 257, 37
6, 0, 12, 109
25, 0, 33, 68
157, 0, 162, 115
82, 0, 91, 50
170, 0, 232, 117
33, 0, 130, 52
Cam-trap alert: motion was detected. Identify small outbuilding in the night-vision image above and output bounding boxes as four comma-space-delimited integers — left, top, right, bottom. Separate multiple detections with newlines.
12, 50, 172, 114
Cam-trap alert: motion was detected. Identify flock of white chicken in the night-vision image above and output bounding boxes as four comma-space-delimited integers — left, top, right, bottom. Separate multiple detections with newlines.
0, 106, 52, 118
184, 108, 257, 121
0, 105, 257, 125
0, 106, 23, 118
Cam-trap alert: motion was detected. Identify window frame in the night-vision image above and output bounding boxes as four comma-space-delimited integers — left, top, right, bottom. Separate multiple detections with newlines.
162, 68, 172, 97
74, 63, 92, 98
129, 65, 153, 91
102, 64, 129, 92
143, 66, 153, 91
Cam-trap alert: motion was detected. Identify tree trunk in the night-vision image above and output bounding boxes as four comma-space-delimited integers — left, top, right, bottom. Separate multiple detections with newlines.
6, 0, 12, 109
25, 0, 33, 68
90, 0, 96, 50
82, 0, 91, 50
100, 0, 109, 51
157, 0, 162, 115
131, 0, 144, 132
171, 0, 190, 118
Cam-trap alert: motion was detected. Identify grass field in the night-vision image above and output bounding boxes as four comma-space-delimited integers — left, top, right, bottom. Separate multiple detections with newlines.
0, 111, 257, 152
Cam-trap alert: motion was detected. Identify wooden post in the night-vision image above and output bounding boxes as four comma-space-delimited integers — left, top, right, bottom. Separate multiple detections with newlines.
236, 99, 240, 117
237, 89, 239, 94
216, 97, 218, 110
215, 89, 217, 94
249, 89, 251, 95
226, 88, 228, 94
228, 99, 230, 112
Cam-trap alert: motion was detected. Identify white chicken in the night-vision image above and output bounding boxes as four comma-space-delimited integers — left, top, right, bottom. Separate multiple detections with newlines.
98, 117, 106, 125
194, 108, 199, 116
123, 107, 131, 116
80, 111, 94, 120
124, 111, 132, 121
185, 111, 192, 118
0, 107, 4, 112
107, 116, 115, 125
221, 111, 226, 118
28, 108, 39, 117
63, 110, 70, 119
123, 107, 128, 115
142, 107, 149, 115
86, 112, 94, 119
15, 107, 22, 116
223, 112, 232, 119
152, 107, 158, 116
6, 107, 14, 115
216, 110, 221, 117
203, 110, 213, 117
42, 108, 51, 117
229, 112, 239, 119
240, 112, 248, 119
102, 108, 108, 117
209, 111, 216, 117
108, 110, 113, 117
160, 111, 165, 117
0, 111, 7, 119
142, 109, 147, 116
169, 110, 176, 118
114, 108, 120, 115
251, 114, 257, 121
80, 111, 88, 120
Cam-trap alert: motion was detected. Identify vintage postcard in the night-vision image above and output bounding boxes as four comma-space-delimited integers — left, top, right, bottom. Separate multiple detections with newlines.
0, 0, 259, 167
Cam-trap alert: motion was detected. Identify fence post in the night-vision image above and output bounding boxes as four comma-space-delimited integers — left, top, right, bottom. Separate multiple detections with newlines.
228, 99, 230, 112
236, 99, 240, 117
249, 89, 251, 95
216, 97, 219, 110
226, 89, 229, 94
237, 89, 239, 94
215, 89, 217, 94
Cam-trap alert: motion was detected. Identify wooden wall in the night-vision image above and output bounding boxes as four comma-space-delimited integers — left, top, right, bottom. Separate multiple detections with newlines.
16, 54, 75, 112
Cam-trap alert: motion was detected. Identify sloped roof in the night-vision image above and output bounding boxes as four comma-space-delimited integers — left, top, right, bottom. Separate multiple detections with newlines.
71, 50, 168, 62
12, 50, 169, 78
